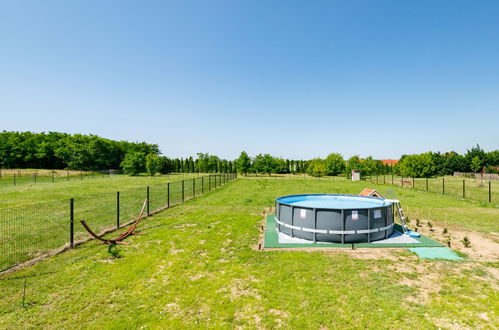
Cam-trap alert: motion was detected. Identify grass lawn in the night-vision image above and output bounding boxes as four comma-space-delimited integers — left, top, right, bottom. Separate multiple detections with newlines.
0, 178, 497, 328
0, 173, 203, 207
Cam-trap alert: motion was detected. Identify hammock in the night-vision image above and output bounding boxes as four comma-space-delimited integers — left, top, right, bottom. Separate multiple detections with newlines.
80, 199, 147, 245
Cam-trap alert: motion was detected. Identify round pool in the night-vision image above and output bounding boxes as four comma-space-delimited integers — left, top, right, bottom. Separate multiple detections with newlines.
275, 194, 395, 243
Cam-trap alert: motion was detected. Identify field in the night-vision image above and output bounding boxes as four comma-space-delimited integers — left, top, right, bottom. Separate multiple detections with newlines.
0, 173, 226, 271
0, 177, 497, 328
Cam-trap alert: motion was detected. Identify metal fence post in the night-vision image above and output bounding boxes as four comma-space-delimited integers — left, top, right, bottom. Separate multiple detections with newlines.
202, 176, 204, 194
401, 176, 404, 187
13, 173, 16, 186
52, 172, 54, 183
442, 178, 445, 194
116, 191, 120, 228
146, 186, 150, 216
412, 177, 415, 189
167, 182, 170, 208
182, 180, 184, 202
67, 171, 69, 181
462, 180, 465, 198
193, 178, 196, 198
426, 178, 428, 192
80, 170, 83, 180
34, 173, 37, 184
70, 198, 74, 248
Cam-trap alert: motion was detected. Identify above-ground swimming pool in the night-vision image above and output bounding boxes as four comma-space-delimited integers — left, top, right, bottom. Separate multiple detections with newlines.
275, 194, 395, 243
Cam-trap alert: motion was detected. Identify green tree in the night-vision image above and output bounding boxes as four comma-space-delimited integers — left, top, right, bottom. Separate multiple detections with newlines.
306, 158, 327, 177
236, 151, 251, 175
324, 153, 346, 176
346, 155, 364, 177
121, 152, 146, 176
398, 153, 436, 177
252, 154, 275, 175
145, 153, 160, 176
470, 156, 483, 173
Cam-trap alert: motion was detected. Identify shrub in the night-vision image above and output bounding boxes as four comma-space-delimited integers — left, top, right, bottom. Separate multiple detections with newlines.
108, 243, 122, 259
461, 236, 471, 248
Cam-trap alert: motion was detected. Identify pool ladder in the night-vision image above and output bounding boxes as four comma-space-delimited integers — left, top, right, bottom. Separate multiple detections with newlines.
385, 190, 409, 233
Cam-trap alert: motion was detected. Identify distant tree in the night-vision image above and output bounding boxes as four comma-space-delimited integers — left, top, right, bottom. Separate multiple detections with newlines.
252, 154, 275, 175
145, 153, 160, 176
442, 152, 467, 175
470, 156, 483, 173
121, 152, 146, 176
307, 158, 327, 177
346, 155, 364, 177
158, 156, 174, 174
398, 153, 436, 178
324, 153, 346, 176
465, 145, 486, 172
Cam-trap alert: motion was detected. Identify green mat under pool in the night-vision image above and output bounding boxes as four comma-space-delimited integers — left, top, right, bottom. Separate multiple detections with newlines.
264, 214, 444, 249
408, 247, 463, 260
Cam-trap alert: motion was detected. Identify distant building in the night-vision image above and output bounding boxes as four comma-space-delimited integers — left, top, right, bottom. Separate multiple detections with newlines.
380, 159, 399, 166
351, 170, 360, 181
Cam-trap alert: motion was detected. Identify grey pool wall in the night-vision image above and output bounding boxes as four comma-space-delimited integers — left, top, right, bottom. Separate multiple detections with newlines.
275, 194, 395, 244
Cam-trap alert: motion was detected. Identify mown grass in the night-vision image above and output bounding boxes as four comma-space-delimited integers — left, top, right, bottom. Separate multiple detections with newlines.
0, 173, 204, 207
0, 178, 497, 328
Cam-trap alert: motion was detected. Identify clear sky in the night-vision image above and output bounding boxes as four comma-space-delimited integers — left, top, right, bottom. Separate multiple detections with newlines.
1, 0, 498, 160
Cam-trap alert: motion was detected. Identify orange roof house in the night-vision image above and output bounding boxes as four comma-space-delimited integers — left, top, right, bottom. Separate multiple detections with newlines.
380, 159, 399, 166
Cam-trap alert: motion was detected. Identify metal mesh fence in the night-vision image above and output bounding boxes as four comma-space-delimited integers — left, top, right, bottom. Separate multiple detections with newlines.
366, 175, 495, 203
0, 170, 111, 187
0, 173, 236, 272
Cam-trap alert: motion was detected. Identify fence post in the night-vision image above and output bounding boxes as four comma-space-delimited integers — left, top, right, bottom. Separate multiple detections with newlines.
401, 176, 404, 187
489, 181, 492, 203
383, 174, 385, 184
13, 174, 16, 186
52, 172, 54, 183
34, 173, 37, 184
202, 176, 204, 194
193, 178, 196, 198
442, 178, 445, 195
167, 182, 170, 208
412, 177, 414, 189
80, 170, 83, 180
70, 198, 74, 248
426, 178, 428, 192
116, 191, 120, 228
462, 180, 465, 198
391, 172, 393, 185
182, 180, 184, 202
67, 171, 69, 181
146, 186, 150, 216
209, 175, 211, 190
376, 174, 378, 184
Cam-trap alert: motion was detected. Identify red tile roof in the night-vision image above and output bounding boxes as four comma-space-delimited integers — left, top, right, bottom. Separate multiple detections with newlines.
380, 159, 399, 166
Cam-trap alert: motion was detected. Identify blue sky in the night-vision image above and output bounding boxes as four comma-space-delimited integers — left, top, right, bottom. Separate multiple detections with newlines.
1, 0, 498, 160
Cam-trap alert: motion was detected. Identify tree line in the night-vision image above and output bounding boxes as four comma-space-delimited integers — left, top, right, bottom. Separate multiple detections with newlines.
1, 131, 497, 178
0, 131, 159, 171
234, 145, 499, 178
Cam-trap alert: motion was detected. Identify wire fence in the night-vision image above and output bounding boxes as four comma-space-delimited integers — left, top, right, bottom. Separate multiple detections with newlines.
0, 173, 236, 273
0, 169, 112, 187
366, 174, 495, 203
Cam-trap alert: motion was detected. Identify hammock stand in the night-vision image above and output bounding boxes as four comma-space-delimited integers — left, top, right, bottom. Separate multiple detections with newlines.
80, 199, 147, 245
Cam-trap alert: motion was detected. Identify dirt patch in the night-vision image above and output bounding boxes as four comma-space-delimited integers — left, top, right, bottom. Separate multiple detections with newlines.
414, 220, 499, 262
